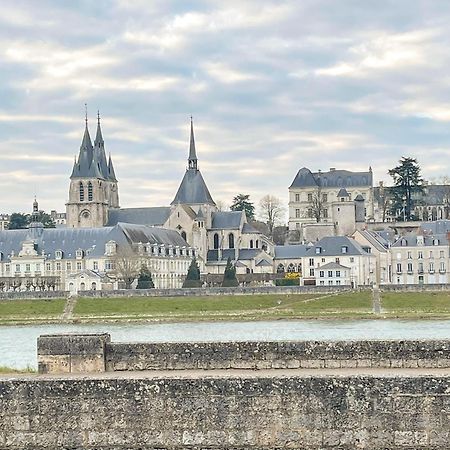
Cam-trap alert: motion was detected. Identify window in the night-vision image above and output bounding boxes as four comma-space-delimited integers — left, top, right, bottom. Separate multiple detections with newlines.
213, 233, 219, 249
228, 233, 234, 249
350, 257, 354, 263
36, 263, 40, 272
315, 247, 321, 254
418, 263, 424, 273
295, 193, 300, 202
295, 209, 300, 218
335, 257, 340, 263
287, 263, 296, 273
440, 262, 445, 272
322, 193, 328, 202
418, 251, 423, 259
320, 280, 324, 285
309, 268, 315, 276
429, 262, 434, 272
336, 271, 341, 277
56, 262, 61, 271
66, 262, 72, 270
396, 263, 402, 273
407, 251, 412, 259
77, 262, 82, 270
55, 250, 62, 259
321, 258, 325, 263
181, 231, 187, 242
341, 246, 348, 254
328, 280, 333, 285
79, 182, 84, 201
88, 182, 93, 201
25, 264, 31, 272
276, 264, 285, 273
309, 258, 314, 266
15, 264, 20, 273
307, 209, 313, 218
46, 263, 51, 271
5, 264, 10, 273
255, 240, 259, 248
319, 271, 324, 277
250, 239, 254, 249
91, 282, 97, 290
328, 270, 333, 277
430, 251, 433, 259
440, 250, 445, 258
323, 209, 328, 218
308, 193, 313, 202
407, 263, 413, 273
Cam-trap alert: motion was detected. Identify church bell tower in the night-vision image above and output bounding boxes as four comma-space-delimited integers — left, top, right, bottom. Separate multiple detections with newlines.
66, 110, 119, 228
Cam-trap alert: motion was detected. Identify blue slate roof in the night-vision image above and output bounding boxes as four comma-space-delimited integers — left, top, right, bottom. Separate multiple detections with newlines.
0, 223, 187, 261
290, 168, 372, 188
211, 211, 243, 229
305, 236, 367, 256
274, 244, 311, 259
171, 169, 215, 206
106, 207, 171, 227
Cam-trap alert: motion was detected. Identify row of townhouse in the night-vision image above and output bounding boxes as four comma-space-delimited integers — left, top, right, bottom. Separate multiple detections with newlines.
274, 236, 377, 287
274, 221, 450, 287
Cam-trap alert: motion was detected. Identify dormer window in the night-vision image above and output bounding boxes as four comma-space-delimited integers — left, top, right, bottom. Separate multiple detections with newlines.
341, 246, 348, 254
433, 239, 439, 246
315, 247, 321, 254
55, 250, 63, 259
105, 241, 117, 256
76, 249, 84, 259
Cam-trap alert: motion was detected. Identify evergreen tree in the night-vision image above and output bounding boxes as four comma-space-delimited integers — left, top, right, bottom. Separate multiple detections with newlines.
222, 257, 239, 287
136, 265, 154, 289
8, 213, 29, 230
183, 257, 203, 288
388, 157, 424, 221
230, 194, 255, 220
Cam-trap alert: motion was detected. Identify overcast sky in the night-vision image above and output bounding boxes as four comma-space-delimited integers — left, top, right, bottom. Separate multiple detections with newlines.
1, 0, 450, 217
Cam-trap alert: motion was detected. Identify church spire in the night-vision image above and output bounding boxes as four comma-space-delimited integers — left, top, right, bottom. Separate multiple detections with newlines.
188, 116, 198, 170
94, 110, 104, 147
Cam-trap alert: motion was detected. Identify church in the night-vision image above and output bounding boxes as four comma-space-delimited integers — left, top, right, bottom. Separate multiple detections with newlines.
66, 115, 275, 278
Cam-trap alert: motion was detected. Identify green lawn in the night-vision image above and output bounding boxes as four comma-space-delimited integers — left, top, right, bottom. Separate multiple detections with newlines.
381, 291, 450, 317
0, 365, 36, 374
74, 293, 323, 319
0, 299, 66, 323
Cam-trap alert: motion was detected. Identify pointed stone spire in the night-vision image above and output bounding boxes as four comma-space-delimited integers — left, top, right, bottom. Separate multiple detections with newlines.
93, 110, 109, 179
188, 116, 198, 170
108, 154, 117, 181
94, 110, 104, 147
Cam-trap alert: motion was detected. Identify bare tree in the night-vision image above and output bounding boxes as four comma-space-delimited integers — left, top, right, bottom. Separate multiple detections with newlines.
259, 195, 285, 235
215, 200, 227, 212
112, 247, 141, 289
309, 184, 324, 223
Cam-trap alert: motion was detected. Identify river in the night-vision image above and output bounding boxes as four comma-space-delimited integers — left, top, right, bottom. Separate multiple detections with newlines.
2, 319, 450, 369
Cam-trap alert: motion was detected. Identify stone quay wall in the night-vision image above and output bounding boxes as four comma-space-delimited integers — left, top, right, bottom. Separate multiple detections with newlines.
1, 372, 449, 449
37, 334, 450, 374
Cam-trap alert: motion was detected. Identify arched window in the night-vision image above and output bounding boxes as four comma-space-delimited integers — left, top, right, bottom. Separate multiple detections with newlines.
255, 240, 259, 248
277, 264, 285, 273
181, 231, 187, 242
88, 182, 93, 201
228, 233, 234, 249
91, 282, 97, 290
287, 263, 296, 273
79, 182, 84, 201
250, 239, 254, 249
80, 282, 85, 291
213, 233, 219, 249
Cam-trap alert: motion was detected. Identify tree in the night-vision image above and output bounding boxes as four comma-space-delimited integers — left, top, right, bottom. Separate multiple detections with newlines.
182, 257, 203, 288
230, 194, 255, 220
311, 181, 325, 223
8, 211, 55, 230
8, 213, 29, 229
272, 225, 288, 245
221, 257, 239, 287
258, 195, 285, 235
388, 157, 424, 221
136, 265, 154, 289
113, 247, 141, 289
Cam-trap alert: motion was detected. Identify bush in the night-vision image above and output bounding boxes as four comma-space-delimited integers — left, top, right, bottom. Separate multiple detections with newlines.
275, 278, 299, 287
222, 257, 239, 287
183, 258, 203, 288
136, 265, 154, 289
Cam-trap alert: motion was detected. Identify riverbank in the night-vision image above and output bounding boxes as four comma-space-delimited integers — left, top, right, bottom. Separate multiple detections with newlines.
0, 290, 450, 324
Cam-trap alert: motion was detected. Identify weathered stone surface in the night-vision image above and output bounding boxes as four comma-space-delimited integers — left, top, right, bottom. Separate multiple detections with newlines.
0, 372, 449, 449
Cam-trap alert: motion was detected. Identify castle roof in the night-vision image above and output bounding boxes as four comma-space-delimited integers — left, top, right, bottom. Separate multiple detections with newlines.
290, 168, 372, 189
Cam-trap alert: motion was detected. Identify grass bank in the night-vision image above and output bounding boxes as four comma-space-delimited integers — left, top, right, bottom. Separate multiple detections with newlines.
0, 290, 450, 324
0, 365, 36, 374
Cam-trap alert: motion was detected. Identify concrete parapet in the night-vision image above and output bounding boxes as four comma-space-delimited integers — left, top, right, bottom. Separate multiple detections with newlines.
37, 333, 110, 374
37, 334, 450, 374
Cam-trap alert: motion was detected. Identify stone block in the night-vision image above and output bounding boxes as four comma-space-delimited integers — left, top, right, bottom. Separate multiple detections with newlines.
300, 359, 324, 368
324, 359, 341, 368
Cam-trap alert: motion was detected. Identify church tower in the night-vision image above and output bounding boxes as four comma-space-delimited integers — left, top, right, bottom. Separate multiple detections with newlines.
66, 111, 119, 228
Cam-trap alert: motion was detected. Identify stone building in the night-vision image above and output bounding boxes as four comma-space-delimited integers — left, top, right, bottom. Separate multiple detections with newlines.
66, 114, 119, 228
67, 117, 274, 278
0, 214, 10, 231
0, 219, 193, 292
288, 167, 373, 240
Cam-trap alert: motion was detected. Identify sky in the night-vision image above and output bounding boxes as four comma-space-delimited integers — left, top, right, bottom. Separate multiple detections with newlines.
1, 0, 450, 218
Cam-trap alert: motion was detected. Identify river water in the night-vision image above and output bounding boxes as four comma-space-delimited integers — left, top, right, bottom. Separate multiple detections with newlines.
2, 319, 450, 369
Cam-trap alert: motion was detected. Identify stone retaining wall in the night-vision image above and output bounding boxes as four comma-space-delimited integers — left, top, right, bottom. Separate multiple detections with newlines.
37, 334, 450, 374
1, 373, 449, 449
0, 290, 67, 300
